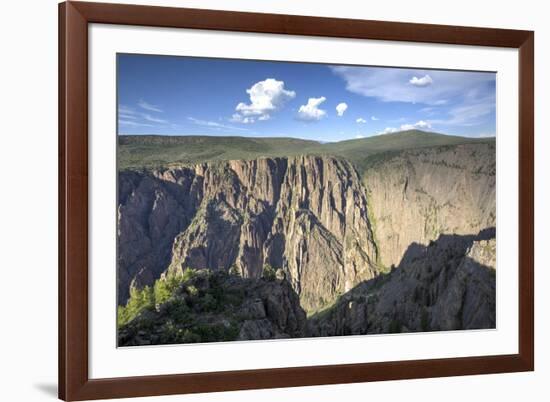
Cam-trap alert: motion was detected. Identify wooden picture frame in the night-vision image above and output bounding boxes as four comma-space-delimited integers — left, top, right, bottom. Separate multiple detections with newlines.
59, 1, 534, 400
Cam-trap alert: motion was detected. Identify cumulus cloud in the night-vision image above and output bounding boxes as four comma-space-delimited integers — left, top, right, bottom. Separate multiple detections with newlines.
355, 134, 365, 139
232, 78, 295, 123
371, 116, 379, 121
377, 120, 432, 135
409, 74, 433, 87
400, 120, 432, 130
230, 113, 256, 124
378, 127, 399, 135
297, 97, 327, 121
336, 102, 348, 116
356, 118, 367, 124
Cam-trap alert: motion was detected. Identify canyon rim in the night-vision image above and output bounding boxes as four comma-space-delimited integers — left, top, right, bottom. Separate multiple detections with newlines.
116, 54, 496, 346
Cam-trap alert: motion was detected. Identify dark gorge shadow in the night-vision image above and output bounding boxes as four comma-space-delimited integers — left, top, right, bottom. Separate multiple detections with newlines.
307, 227, 496, 337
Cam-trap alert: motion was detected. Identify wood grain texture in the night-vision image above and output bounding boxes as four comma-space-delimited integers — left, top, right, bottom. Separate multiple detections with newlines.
518, 32, 535, 370
59, 2, 89, 400
58, 1, 534, 400
72, 1, 531, 48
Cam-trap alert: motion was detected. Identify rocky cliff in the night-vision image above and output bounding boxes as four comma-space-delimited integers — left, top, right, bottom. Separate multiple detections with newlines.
119, 156, 380, 313
118, 269, 307, 346
308, 228, 496, 336
362, 143, 495, 269
118, 141, 496, 337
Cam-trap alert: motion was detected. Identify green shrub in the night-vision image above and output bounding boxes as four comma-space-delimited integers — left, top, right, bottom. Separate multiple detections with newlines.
421, 309, 430, 332
180, 267, 197, 282
187, 285, 199, 297
194, 322, 240, 343
153, 279, 172, 305
200, 293, 217, 312
117, 285, 154, 327
119, 268, 199, 328
228, 264, 241, 277
262, 264, 277, 281
389, 319, 402, 334
181, 329, 202, 343
164, 299, 189, 322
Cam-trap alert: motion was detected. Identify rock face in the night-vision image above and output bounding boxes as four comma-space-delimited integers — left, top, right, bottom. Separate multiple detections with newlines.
119, 156, 380, 313
118, 270, 307, 346
363, 143, 495, 269
117, 169, 203, 304
308, 228, 496, 336
117, 142, 497, 338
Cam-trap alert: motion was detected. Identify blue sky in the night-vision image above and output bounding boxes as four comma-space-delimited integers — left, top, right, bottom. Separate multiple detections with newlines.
117, 54, 496, 141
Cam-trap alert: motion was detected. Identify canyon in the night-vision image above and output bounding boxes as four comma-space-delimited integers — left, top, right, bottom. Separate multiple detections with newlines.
116, 131, 496, 345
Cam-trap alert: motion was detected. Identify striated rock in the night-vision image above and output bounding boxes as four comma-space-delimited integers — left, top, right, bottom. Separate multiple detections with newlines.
363, 143, 495, 269
117, 168, 202, 304
119, 156, 380, 314
308, 228, 496, 337
117, 142, 496, 331
264, 156, 379, 312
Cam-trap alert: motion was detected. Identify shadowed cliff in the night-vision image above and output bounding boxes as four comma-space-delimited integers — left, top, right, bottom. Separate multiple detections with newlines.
117, 133, 496, 332
308, 228, 496, 336
118, 155, 380, 313
118, 229, 495, 346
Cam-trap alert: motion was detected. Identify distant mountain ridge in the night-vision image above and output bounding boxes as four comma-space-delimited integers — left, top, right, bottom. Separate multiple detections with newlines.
116, 130, 497, 343
118, 130, 495, 171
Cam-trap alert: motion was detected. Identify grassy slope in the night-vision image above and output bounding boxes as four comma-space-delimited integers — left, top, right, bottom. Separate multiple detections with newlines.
118, 135, 320, 169
118, 130, 495, 172
319, 130, 495, 173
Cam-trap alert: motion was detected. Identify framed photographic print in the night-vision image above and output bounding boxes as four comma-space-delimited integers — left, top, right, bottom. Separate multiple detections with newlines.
59, 1, 534, 400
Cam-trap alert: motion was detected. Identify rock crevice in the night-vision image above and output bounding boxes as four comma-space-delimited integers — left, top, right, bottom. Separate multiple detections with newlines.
119, 156, 379, 313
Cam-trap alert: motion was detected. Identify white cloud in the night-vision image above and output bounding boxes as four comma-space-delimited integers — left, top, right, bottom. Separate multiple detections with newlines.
143, 114, 168, 124
119, 105, 136, 115
427, 96, 495, 127
188, 117, 249, 132
356, 118, 367, 124
118, 104, 168, 128
409, 74, 433, 87
230, 114, 256, 124
118, 119, 153, 127
400, 120, 432, 130
336, 102, 348, 116
138, 100, 163, 113
446, 101, 493, 125
378, 127, 399, 135
371, 116, 379, 121
331, 66, 494, 106
297, 97, 327, 121
472, 132, 496, 138
377, 120, 432, 134
355, 134, 365, 139
233, 78, 295, 123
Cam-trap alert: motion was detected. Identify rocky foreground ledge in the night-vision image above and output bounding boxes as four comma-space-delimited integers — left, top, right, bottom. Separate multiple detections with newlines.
119, 228, 495, 346
118, 268, 307, 346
